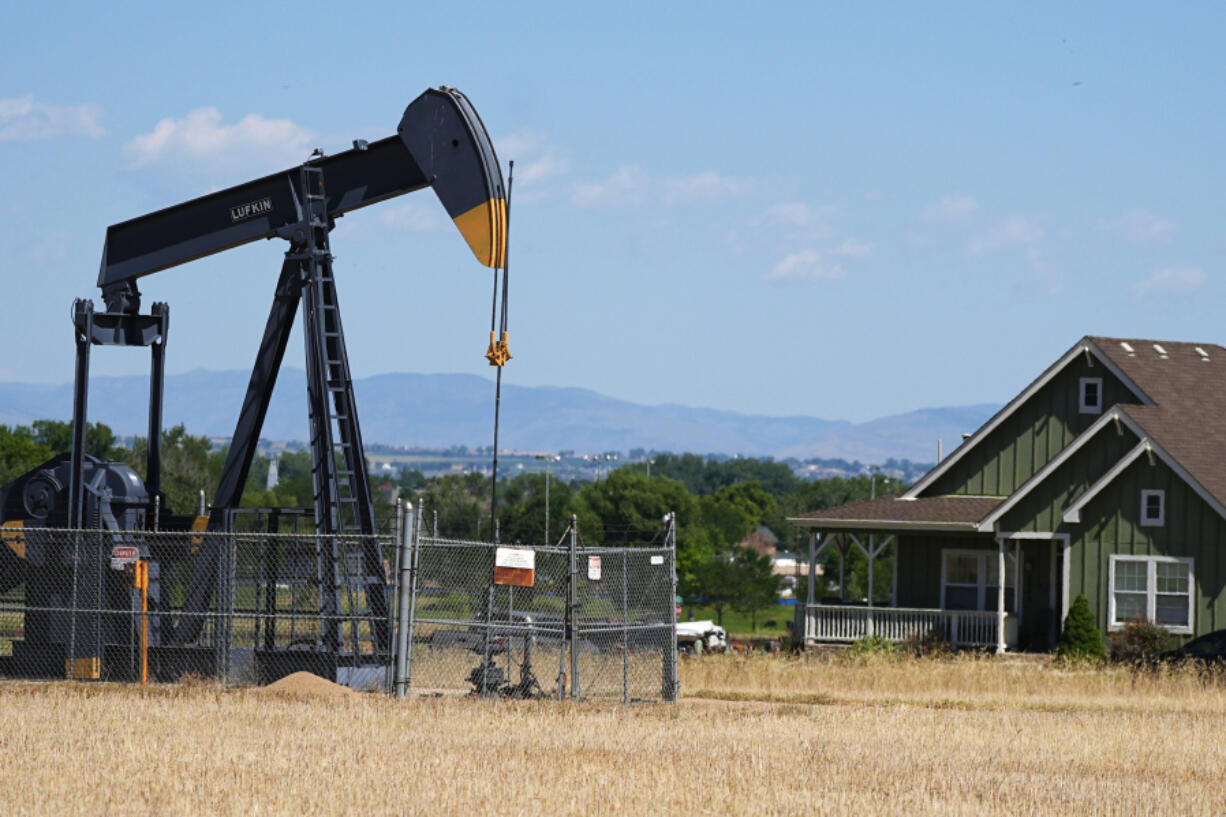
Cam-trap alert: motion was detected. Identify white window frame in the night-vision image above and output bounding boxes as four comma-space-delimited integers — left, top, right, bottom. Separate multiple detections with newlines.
1140, 489, 1165, 526
1107, 554, 1193, 634
1079, 377, 1103, 414
940, 548, 1018, 613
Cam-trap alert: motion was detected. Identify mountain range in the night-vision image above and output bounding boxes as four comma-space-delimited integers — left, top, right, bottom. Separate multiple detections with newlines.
0, 369, 997, 463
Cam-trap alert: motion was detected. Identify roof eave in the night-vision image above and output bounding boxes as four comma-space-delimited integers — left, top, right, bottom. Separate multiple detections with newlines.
787, 517, 984, 533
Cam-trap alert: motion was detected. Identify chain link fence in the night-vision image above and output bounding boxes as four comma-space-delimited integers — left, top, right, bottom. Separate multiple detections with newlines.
0, 521, 398, 688
401, 513, 677, 702
0, 508, 678, 703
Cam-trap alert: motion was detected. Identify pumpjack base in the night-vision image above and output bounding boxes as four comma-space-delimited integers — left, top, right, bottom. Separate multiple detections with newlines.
0, 642, 385, 688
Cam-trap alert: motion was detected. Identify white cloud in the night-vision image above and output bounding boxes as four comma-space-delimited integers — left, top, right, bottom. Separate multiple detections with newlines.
125, 108, 314, 181
379, 201, 442, 232
497, 130, 569, 189
24, 231, 69, 267
765, 250, 845, 282
968, 217, 1043, 254
1102, 208, 1176, 244
572, 165, 648, 206
752, 202, 836, 240
662, 171, 751, 204
0, 95, 104, 141
922, 194, 979, 222
834, 238, 873, 258
572, 166, 750, 207
1132, 267, 1206, 296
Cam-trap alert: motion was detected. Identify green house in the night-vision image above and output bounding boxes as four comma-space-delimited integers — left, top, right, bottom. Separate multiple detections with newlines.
789, 336, 1226, 652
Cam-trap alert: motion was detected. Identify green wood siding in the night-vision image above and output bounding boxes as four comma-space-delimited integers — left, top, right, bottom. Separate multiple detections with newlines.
895, 534, 995, 609
998, 426, 1140, 533
926, 358, 1137, 497
1068, 456, 1226, 641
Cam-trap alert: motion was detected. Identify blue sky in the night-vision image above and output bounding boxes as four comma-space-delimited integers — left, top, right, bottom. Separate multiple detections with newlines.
2, 2, 1223, 424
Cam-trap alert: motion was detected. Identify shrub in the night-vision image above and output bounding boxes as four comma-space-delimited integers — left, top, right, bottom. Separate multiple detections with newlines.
1109, 618, 1178, 664
844, 633, 900, 663
1057, 594, 1106, 663
906, 627, 952, 659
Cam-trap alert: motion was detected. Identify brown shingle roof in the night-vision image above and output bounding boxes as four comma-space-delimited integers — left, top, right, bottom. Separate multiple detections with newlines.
795, 336, 1226, 530
791, 494, 1001, 530
1090, 337, 1226, 509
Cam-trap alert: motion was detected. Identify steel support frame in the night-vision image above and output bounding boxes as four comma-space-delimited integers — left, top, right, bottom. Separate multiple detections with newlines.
173, 163, 390, 659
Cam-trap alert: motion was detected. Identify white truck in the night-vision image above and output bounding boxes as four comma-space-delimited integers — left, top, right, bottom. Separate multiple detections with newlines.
676, 620, 728, 654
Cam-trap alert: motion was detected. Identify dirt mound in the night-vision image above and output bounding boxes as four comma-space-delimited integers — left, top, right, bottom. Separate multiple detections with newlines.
259, 672, 355, 698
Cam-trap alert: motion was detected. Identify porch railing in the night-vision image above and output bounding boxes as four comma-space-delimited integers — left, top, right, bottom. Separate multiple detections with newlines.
802, 604, 1015, 648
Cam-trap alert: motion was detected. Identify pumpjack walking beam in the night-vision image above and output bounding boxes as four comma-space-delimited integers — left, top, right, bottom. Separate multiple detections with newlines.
88, 88, 506, 652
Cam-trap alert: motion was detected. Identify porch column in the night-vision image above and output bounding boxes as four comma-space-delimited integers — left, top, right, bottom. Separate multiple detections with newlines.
995, 537, 1007, 654
866, 534, 874, 637
806, 532, 818, 644
838, 540, 846, 602
807, 532, 817, 605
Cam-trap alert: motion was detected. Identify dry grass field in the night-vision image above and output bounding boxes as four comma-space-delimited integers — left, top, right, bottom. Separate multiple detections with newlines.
2, 654, 1225, 816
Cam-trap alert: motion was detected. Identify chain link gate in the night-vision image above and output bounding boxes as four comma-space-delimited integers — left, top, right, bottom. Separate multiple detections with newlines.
0, 523, 398, 687
396, 510, 678, 703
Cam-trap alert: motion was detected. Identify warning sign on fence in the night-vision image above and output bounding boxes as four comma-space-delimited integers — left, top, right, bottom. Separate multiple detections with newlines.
110, 545, 139, 570
494, 546, 535, 587
588, 556, 601, 581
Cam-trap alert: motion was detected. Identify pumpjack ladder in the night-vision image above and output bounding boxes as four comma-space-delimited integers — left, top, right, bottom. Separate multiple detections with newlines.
294, 164, 388, 659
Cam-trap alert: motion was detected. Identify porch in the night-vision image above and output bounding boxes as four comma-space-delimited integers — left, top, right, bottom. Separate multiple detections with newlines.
801, 603, 1017, 648
789, 494, 1063, 653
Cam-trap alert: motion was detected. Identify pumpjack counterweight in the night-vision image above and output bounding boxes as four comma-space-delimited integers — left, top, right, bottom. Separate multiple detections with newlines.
0, 87, 506, 686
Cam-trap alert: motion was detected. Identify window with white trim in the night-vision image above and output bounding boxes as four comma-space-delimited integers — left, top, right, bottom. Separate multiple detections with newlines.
1079, 377, 1103, 414
1109, 555, 1192, 632
1140, 490, 1165, 526
941, 549, 1016, 612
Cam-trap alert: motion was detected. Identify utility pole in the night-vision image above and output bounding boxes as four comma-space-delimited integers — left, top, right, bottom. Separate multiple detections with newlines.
535, 453, 557, 545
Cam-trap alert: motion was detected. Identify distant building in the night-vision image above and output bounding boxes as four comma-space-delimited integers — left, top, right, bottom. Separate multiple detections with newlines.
739, 526, 779, 559
377, 481, 400, 505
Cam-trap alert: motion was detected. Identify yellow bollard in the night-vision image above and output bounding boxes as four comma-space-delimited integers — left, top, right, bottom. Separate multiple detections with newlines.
134, 560, 149, 685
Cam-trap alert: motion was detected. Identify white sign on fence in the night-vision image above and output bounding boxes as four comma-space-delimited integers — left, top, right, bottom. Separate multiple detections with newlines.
587, 556, 601, 581
494, 546, 536, 587
650, 555, 664, 565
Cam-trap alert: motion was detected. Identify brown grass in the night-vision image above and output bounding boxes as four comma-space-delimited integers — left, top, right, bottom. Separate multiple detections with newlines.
2, 654, 1225, 816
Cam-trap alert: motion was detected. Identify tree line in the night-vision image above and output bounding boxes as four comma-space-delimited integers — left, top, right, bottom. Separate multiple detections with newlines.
0, 423, 905, 627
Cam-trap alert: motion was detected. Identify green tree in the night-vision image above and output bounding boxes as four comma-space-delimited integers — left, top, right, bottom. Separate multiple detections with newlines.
119, 424, 215, 515
412, 472, 492, 539
731, 547, 782, 631
575, 469, 696, 546
644, 453, 799, 497
695, 546, 779, 628
1057, 593, 1106, 663
30, 419, 119, 459
495, 472, 577, 545
0, 425, 53, 484
396, 468, 427, 493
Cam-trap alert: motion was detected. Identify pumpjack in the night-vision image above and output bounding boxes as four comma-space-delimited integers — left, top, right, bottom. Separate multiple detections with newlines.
0, 87, 506, 685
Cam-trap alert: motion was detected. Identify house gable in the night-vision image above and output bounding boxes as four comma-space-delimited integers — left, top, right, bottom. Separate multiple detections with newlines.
918, 346, 1142, 498
1065, 452, 1226, 637
994, 419, 1141, 534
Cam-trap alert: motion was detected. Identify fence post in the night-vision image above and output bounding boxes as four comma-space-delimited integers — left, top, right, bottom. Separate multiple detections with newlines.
665, 512, 679, 702
386, 500, 404, 694
569, 514, 579, 701
394, 501, 414, 699
621, 548, 629, 704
